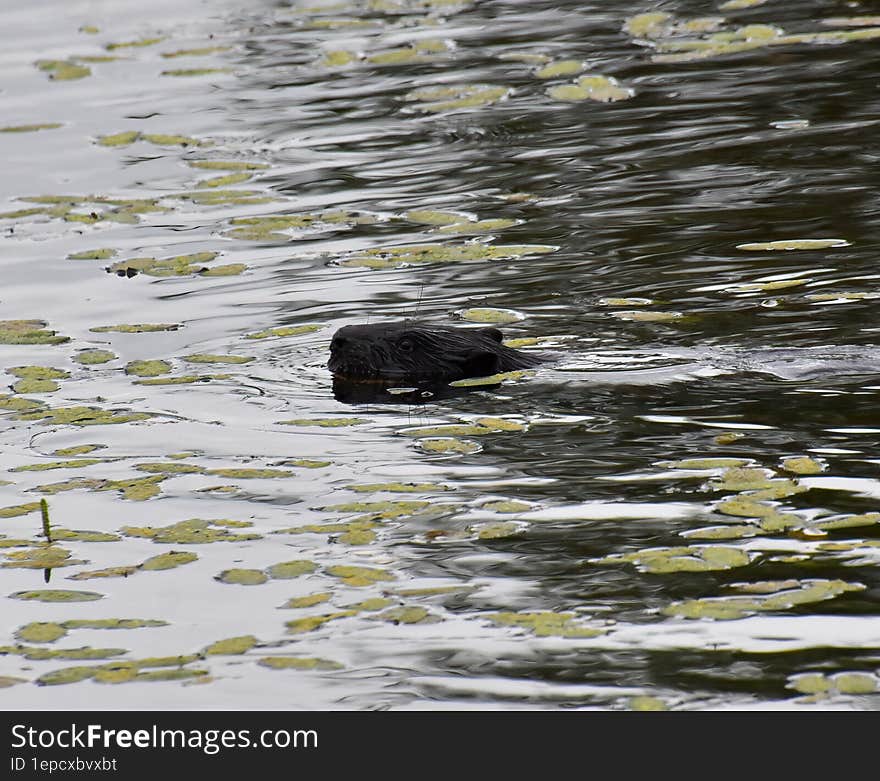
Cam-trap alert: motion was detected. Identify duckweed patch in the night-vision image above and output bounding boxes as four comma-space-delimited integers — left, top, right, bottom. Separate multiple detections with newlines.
275, 519, 380, 546
258, 656, 343, 671
417, 437, 482, 454
196, 173, 256, 188
35, 60, 92, 81
325, 565, 396, 587
205, 468, 294, 479
189, 160, 269, 171
204, 636, 257, 655
135, 462, 206, 475
35, 474, 165, 501
487, 611, 602, 638
68, 248, 118, 260
122, 519, 259, 544
277, 459, 331, 469
472, 521, 526, 540
664, 579, 864, 620
73, 349, 117, 365
140, 551, 199, 571
134, 374, 230, 385
10, 589, 103, 602
283, 593, 332, 609
456, 307, 524, 324
374, 606, 437, 624
90, 323, 180, 333
11, 459, 103, 472
595, 545, 751, 573
161, 68, 232, 77
4, 646, 128, 662
0, 502, 42, 518
63, 618, 168, 630
549, 75, 634, 102
285, 611, 357, 634
50, 529, 119, 542
216, 569, 268, 585
1, 123, 63, 133
279, 417, 366, 427
0, 320, 69, 346
124, 360, 172, 377
736, 239, 850, 251
2, 546, 84, 570
535, 60, 586, 79
183, 354, 254, 364
337, 241, 557, 269
789, 671, 878, 697
782, 457, 825, 475
244, 324, 323, 340
10, 366, 73, 381
266, 560, 318, 579
320, 500, 429, 518
404, 417, 526, 437
349, 482, 448, 493
403, 84, 510, 112
15, 622, 68, 643
51, 443, 104, 456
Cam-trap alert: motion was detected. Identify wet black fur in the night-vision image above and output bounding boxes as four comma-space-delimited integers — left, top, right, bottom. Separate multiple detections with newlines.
328, 322, 544, 384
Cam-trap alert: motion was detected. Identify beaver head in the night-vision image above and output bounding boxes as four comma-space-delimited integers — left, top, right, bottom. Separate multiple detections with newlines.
328, 322, 544, 384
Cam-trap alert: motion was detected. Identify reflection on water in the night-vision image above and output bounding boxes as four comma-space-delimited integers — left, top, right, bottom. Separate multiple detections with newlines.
2, 0, 880, 709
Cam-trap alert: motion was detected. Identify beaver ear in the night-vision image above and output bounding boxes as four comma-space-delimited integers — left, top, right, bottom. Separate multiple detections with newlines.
480, 327, 504, 343
462, 350, 501, 378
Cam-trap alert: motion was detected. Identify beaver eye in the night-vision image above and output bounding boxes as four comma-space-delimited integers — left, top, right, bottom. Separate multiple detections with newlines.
397, 337, 415, 353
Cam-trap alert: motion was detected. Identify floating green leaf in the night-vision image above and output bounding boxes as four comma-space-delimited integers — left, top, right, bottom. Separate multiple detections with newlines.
1, 123, 63, 133
487, 611, 601, 638
122, 519, 259, 544
549, 75, 634, 102
596, 545, 750, 573
244, 324, 322, 340
216, 568, 267, 585
736, 239, 850, 251
325, 565, 396, 587
258, 656, 343, 670
35, 60, 91, 81
15, 622, 68, 643
0, 320, 68, 345
10, 590, 103, 602
266, 560, 318, 579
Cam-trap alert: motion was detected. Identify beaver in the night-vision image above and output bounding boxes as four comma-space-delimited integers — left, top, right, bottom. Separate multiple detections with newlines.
328, 322, 545, 384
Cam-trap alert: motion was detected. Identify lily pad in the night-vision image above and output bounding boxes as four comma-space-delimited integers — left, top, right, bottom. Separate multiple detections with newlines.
596, 545, 750, 573
549, 75, 634, 102
285, 611, 356, 634
10, 589, 103, 602
0, 320, 68, 345
266, 560, 318, 579
403, 84, 510, 112
487, 611, 602, 638
90, 323, 180, 333
73, 349, 117, 365
258, 656, 343, 671
325, 565, 396, 587
216, 569, 268, 585
122, 519, 260, 544
140, 551, 198, 571
125, 360, 172, 377
736, 239, 850, 251
204, 636, 257, 655
15, 622, 68, 643
245, 324, 323, 340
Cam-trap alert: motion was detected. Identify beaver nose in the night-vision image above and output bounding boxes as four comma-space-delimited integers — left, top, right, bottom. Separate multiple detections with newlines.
330, 336, 348, 352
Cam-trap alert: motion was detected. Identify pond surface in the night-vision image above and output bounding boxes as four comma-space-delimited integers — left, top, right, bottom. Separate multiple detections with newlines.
2, 0, 880, 710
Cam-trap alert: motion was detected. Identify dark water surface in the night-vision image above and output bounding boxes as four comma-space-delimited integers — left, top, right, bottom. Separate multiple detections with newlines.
2, 0, 880, 709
